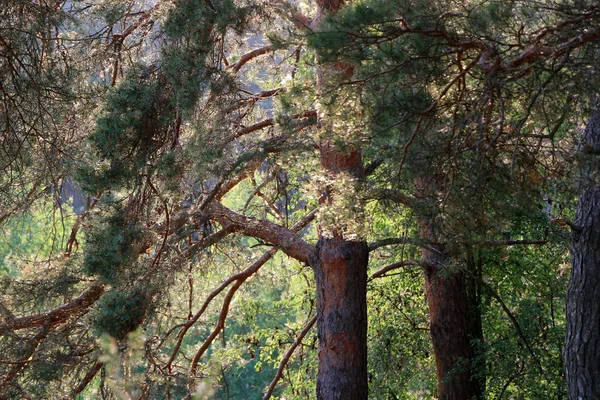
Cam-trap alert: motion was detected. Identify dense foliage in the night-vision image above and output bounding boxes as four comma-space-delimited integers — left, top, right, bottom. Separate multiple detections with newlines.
1, 0, 599, 399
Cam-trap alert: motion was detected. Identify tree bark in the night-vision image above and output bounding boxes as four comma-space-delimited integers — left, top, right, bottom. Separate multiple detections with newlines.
416, 188, 481, 399
310, 1, 370, 398
312, 238, 369, 400
420, 241, 480, 399
416, 172, 481, 399
565, 95, 600, 400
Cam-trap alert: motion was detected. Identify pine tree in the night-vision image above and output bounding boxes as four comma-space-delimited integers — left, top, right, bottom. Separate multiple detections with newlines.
1, 0, 600, 399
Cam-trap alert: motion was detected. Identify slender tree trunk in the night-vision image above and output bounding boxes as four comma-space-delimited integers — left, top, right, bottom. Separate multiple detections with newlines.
312, 238, 368, 400
310, 1, 369, 398
565, 95, 600, 400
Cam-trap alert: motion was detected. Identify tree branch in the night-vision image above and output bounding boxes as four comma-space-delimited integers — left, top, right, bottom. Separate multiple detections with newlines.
165, 248, 277, 372
189, 276, 245, 380
72, 361, 104, 397
468, 239, 547, 247
0, 282, 104, 335
263, 315, 317, 400
370, 260, 421, 279
0, 326, 49, 395
368, 236, 442, 255
476, 275, 545, 375
365, 187, 420, 210
206, 202, 316, 264
232, 109, 317, 141
163, 210, 317, 370
228, 45, 275, 74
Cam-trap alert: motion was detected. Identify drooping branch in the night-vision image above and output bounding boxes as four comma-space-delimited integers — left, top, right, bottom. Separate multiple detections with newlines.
206, 202, 316, 264
163, 209, 317, 370
263, 315, 317, 400
0, 282, 104, 335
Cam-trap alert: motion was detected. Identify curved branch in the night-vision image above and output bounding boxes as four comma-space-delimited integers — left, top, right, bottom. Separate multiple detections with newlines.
166, 248, 277, 371
206, 202, 316, 264
228, 45, 274, 74
188, 278, 244, 380
365, 187, 420, 210
232, 109, 317, 141
263, 315, 317, 400
72, 361, 104, 397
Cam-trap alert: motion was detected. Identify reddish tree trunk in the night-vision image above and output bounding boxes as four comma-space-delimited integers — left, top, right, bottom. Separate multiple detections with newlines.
310, 1, 369, 398
565, 95, 600, 399
420, 217, 481, 399
312, 238, 369, 400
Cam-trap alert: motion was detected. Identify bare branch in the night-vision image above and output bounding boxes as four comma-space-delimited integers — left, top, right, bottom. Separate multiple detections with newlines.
232, 109, 317, 141
166, 248, 277, 372
271, 0, 313, 29
189, 277, 245, 379
263, 315, 317, 400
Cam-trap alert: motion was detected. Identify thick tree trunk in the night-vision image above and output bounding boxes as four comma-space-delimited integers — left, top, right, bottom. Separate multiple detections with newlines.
420, 218, 481, 400
565, 95, 600, 400
312, 238, 368, 400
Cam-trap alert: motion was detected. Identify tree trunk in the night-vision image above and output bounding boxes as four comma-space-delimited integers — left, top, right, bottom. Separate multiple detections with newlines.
420, 218, 481, 400
312, 238, 369, 400
565, 95, 600, 400
310, 1, 369, 398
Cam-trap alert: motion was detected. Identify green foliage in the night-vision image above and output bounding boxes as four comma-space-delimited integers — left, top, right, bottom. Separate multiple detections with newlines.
92, 288, 150, 341
83, 210, 147, 285
368, 270, 436, 399
81, 67, 175, 193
